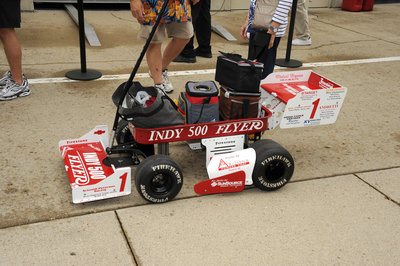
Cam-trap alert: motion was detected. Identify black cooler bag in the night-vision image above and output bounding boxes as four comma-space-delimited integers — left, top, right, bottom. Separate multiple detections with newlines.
215, 52, 263, 93
177, 81, 219, 124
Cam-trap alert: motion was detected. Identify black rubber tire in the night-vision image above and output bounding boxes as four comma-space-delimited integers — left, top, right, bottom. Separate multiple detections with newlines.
134, 154, 183, 203
251, 139, 295, 191
116, 120, 154, 156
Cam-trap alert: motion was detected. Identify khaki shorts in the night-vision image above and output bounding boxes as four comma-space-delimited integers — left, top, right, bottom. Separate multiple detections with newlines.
138, 21, 194, 44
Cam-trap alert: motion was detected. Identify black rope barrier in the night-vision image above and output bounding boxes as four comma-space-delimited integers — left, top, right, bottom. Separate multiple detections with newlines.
275, 0, 303, 68
65, 0, 102, 80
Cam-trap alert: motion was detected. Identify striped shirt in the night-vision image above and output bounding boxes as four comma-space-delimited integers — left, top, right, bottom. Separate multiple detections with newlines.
247, 0, 293, 38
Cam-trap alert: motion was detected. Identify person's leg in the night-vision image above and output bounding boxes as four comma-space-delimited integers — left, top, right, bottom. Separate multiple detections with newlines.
162, 21, 192, 91
138, 24, 166, 86
252, 33, 281, 79
263, 37, 281, 78
173, 3, 198, 62
194, 0, 211, 55
0, 28, 23, 85
161, 37, 189, 91
173, 35, 195, 62
162, 37, 190, 70
146, 43, 163, 85
293, 0, 311, 45
178, 37, 195, 58
164, 21, 193, 67
247, 33, 256, 60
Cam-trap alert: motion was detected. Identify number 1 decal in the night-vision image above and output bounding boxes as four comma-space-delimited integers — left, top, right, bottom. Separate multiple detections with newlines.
119, 173, 128, 192
310, 98, 320, 119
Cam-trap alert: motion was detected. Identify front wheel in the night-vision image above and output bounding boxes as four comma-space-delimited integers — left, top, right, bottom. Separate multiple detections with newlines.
134, 155, 183, 203
251, 139, 294, 191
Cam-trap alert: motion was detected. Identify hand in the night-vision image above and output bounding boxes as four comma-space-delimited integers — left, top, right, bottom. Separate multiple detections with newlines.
130, 0, 144, 20
240, 24, 248, 40
240, 15, 249, 40
267, 21, 280, 49
192, 0, 200, 4
267, 33, 276, 49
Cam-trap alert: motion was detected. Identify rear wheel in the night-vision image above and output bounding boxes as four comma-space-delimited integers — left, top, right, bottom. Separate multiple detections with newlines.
116, 119, 134, 144
251, 139, 294, 191
116, 120, 154, 156
134, 155, 183, 203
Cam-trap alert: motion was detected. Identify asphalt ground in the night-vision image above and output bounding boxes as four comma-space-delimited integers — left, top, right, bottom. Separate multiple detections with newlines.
1, 4, 400, 265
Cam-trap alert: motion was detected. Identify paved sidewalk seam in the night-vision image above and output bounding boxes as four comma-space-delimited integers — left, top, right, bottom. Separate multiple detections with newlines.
114, 210, 139, 266
354, 173, 400, 207
2, 168, 399, 230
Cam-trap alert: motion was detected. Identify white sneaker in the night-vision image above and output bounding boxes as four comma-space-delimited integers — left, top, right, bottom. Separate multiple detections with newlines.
292, 37, 312, 46
154, 83, 169, 94
161, 69, 173, 93
0, 71, 12, 87
0, 78, 30, 101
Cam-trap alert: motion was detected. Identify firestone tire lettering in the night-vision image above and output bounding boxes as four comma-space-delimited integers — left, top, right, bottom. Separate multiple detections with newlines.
251, 139, 295, 191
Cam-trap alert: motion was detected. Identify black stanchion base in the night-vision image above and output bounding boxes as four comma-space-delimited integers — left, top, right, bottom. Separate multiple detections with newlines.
275, 58, 303, 68
65, 69, 102, 81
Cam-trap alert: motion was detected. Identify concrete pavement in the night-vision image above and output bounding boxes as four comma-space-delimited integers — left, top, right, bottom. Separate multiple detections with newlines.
1, 4, 400, 265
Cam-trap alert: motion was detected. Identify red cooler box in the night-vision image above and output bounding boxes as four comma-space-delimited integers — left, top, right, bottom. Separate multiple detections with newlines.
342, 0, 363, 11
362, 0, 374, 11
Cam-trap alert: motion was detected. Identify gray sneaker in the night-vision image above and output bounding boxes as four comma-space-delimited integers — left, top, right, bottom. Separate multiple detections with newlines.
292, 37, 312, 46
0, 78, 30, 101
161, 69, 173, 93
0, 71, 12, 87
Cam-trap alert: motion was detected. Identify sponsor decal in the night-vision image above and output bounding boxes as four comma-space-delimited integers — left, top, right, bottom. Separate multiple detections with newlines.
194, 171, 246, 194
215, 120, 264, 134
94, 130, 106, 135
319, 78, 334, 89
62, 142, 114, 187
275, 73, 305, 82
218, 158, 250, 171
284, 114, 304, 120
83, 185, 116, 193
320, 104, 339, 109
304, 118, 321, 126
66, 139, 89, 145
211, 179, 243, 188
302, 90, 318, 95
146, 120, 265, 142
149, 128, 184, 142
67, 152, 108, 185
283, 84, 300, 96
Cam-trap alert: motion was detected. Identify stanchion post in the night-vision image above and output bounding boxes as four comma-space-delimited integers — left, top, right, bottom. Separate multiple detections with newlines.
275, 0, 303, 68
66, 0, 102, 81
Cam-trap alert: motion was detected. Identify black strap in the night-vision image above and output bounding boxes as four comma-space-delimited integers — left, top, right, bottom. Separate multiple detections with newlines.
242, 99, 250, 118
159, 89, 179, 110
219, 51, 257, 72
194, 97, 211, 124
